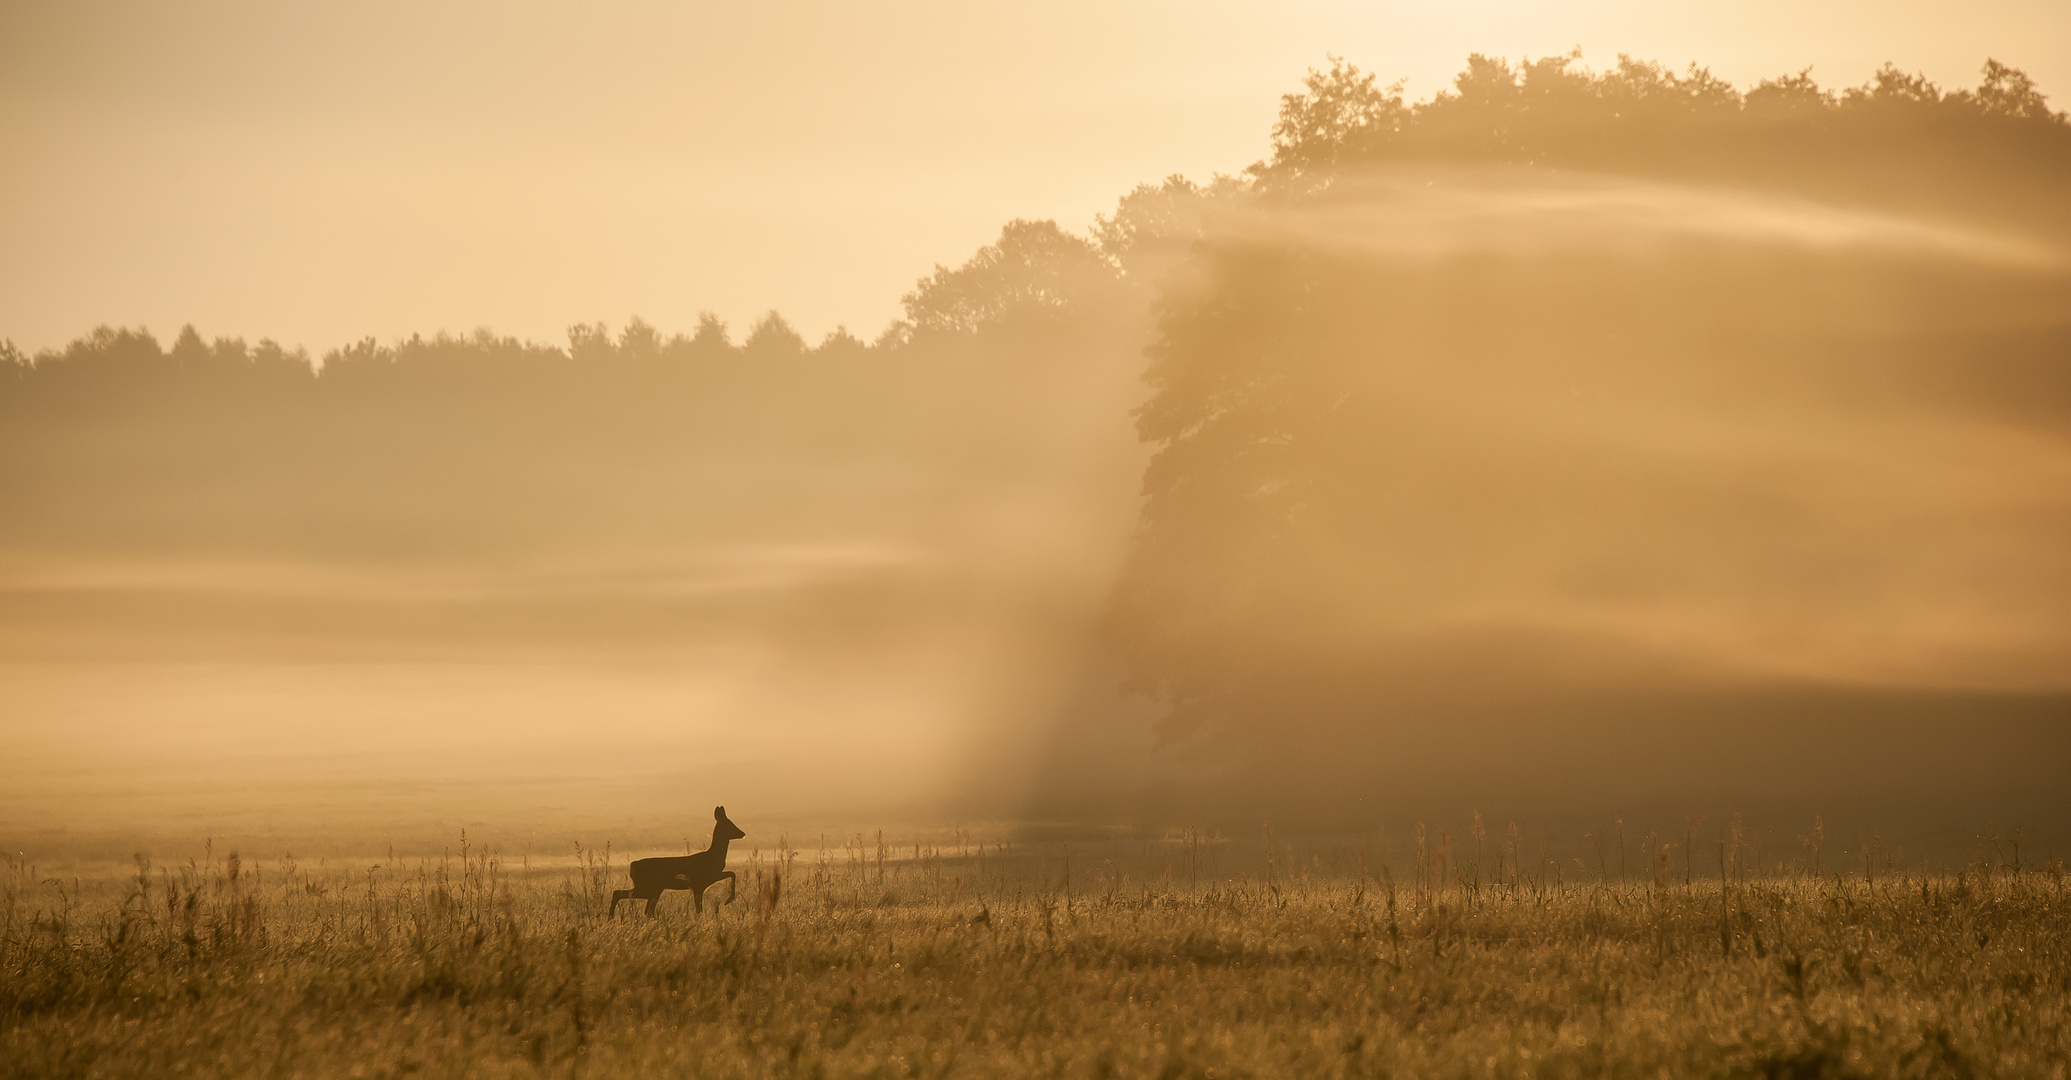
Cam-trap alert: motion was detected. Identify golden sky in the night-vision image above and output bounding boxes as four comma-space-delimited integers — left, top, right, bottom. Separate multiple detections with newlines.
4, 0, 2067, 353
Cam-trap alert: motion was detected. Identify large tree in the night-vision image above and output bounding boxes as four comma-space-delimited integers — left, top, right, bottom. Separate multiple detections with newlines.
1098, 57, 2071, 814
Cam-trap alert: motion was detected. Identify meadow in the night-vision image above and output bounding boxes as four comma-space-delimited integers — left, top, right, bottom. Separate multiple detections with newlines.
3, 828, 2066, 1079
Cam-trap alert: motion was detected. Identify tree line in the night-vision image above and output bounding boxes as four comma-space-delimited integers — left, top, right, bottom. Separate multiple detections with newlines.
7, 55, 2059, 399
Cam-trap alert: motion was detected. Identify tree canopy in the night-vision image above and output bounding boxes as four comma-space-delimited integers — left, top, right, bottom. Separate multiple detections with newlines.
1101, 54, 2071, 783
1255, 55, 2067, 196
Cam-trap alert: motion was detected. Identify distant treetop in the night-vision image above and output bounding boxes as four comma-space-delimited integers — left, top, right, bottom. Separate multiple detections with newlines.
897, 219, 1117, 339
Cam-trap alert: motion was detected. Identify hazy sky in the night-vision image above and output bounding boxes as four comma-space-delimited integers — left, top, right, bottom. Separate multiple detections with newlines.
4, 0, 2067, 355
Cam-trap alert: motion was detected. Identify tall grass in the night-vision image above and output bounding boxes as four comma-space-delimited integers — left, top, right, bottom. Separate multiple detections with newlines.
3, 827, 2066, 1078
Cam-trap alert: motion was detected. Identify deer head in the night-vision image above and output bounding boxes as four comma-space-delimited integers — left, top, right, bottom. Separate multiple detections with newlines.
715, 805, 746, 841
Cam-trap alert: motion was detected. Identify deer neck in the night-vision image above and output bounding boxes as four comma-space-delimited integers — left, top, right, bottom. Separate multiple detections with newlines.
706, 826, 733, 860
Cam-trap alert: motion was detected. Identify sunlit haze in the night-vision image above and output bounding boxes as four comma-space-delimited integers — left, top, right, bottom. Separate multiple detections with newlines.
4, 0, 2069, 857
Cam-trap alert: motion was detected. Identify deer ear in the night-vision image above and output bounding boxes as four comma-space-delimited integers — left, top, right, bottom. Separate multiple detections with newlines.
715, 805, 726, 819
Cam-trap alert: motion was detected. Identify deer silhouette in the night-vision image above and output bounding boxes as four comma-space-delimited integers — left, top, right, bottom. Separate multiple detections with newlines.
610, 805, 746, 918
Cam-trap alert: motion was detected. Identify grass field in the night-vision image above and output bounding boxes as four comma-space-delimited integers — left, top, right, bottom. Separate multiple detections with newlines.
4, 831, 2067, 1079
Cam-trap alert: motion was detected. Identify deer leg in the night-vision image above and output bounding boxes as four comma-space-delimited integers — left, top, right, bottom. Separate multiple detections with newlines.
644, 892, 659, 918
692, 885, 706, 914
610, 889, 629, 918
720, 870, 738, 905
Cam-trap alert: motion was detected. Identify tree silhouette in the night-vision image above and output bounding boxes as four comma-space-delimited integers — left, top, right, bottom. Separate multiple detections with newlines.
899, 219, 1116, 338
743, 311, 809, 360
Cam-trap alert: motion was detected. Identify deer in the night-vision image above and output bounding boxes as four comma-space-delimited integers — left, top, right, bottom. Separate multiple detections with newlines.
610, 805, 746, 918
